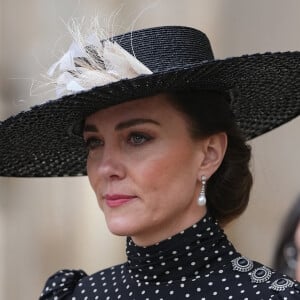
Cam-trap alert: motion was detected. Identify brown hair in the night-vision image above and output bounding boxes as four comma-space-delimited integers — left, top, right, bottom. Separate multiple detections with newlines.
169, 90, 253, 224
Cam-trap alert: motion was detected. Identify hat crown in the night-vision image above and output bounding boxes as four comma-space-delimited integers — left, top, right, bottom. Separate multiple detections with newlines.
113, 26, 214, 72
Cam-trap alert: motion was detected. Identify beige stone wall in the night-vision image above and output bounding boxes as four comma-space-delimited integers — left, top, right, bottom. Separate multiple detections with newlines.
1, 1, 299, 299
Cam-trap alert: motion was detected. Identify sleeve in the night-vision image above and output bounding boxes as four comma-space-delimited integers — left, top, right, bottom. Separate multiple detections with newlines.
39, 269, 87, 300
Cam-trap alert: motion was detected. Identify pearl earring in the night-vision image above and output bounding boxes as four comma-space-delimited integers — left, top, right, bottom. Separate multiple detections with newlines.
197, 175, 207, 206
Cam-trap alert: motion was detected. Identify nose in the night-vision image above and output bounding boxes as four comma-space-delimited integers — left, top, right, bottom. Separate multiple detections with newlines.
93, 145, 126, 180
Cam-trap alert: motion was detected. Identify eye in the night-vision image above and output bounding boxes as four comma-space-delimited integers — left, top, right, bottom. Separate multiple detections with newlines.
128, 132, 152, 145
84, 137, 103, 151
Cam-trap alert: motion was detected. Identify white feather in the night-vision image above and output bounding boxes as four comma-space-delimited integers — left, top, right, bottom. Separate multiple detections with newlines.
47, 21, 153, 98
102, 40, 152, 77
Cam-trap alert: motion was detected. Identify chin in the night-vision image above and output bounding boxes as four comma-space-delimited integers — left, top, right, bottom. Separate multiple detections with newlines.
105, 216, 138, 237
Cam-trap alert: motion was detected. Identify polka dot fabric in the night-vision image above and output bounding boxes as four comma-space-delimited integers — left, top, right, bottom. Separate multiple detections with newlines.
40, 215, 300, 299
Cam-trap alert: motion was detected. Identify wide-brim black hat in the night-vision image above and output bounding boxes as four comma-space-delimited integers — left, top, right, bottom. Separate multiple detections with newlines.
1, 26, 300, 177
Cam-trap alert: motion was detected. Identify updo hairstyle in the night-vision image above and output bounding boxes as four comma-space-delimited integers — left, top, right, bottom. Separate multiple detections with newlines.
168, 90, 253, 224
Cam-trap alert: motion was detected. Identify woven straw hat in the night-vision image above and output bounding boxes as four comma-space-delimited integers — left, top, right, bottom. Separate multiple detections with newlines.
0, 26, 300, 177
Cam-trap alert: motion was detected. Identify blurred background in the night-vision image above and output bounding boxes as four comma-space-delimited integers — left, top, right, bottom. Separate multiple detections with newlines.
0, 0, 299, 299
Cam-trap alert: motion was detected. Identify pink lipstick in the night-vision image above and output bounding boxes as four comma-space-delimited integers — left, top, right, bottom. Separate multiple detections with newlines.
105, 194, 136, 207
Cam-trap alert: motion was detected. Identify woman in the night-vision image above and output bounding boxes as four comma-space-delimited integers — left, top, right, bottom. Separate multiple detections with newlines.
273, 195, 300, 281
0, 25, 300, 299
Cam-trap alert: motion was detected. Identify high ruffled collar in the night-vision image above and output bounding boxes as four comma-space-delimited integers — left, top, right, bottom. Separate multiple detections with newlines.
126, 214, 236, 283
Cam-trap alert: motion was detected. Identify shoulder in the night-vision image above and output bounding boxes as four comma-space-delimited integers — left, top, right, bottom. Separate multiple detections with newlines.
39, 264, 126, 300
229, 256, 300, 299
39, 269, 87, 299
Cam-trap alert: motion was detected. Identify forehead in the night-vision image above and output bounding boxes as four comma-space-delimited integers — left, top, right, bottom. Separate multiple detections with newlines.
85, 94, 176, 123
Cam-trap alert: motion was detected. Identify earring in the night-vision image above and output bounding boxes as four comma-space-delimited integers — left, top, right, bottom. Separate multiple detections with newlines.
197, 175, 207, 206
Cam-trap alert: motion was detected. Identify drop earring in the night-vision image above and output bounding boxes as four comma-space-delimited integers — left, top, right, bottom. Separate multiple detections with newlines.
197, 175, 207, 206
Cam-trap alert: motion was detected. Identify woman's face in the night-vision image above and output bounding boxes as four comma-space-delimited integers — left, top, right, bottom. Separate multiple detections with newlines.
294, 222, 300, 281
84, 94, 221, 246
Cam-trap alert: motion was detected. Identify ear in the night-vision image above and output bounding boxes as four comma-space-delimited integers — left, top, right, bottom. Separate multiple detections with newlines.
197, 132, 227, 180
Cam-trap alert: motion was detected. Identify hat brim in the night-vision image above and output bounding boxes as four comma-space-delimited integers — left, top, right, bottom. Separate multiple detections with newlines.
1, 51, 300, 177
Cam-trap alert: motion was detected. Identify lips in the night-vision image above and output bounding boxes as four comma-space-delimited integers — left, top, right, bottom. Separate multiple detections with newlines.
104, 194, 136, 207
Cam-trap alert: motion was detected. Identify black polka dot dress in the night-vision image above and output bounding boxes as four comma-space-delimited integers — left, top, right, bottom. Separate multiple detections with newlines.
40, 215, 300, 299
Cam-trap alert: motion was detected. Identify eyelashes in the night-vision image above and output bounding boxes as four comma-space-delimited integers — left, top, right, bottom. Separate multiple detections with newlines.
84, 137, 103, 151
127, 132, 153, 145
84, 132, 154, 153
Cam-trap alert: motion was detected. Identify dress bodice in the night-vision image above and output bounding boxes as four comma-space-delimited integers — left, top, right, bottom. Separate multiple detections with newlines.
40, 215, 300, 299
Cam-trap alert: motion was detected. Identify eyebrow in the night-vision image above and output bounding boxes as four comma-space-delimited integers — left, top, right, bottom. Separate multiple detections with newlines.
83, 118, 160, 132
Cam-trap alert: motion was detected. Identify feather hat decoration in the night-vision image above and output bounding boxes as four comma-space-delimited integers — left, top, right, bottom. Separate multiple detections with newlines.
47, 22, 153, 98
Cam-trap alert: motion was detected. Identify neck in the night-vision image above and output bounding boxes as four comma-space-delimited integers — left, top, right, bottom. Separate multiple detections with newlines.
131, 206, 207, 247
126, 213, 236, 282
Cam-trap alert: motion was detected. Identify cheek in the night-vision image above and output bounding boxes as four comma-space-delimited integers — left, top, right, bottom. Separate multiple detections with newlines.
87, 161, 103, 210
134, 158, 166, 191
135, 146, 199, 196
86, 161, 95, 187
